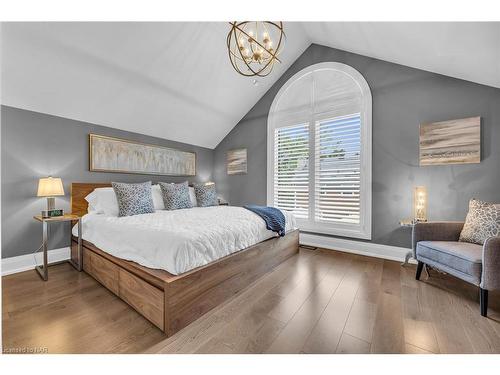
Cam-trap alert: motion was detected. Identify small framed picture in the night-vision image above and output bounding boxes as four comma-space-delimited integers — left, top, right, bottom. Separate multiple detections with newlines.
227, 148, 247, 175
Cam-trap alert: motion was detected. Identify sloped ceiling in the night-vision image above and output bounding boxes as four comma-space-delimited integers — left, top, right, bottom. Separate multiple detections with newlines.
0, 22, 310, 149
302, 22, 500, 90
2, 22, 499, 149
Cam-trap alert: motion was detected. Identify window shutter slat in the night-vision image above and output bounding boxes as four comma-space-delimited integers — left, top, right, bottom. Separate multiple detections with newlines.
315, 114, 361, 225
274, 123, 309, 219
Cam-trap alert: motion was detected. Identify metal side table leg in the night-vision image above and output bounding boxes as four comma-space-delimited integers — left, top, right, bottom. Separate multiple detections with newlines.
35, 221, 48, 281
401, 250, 413, 266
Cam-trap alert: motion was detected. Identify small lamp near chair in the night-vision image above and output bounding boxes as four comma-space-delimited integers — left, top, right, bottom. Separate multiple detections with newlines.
413, 185, 427, 223
37, 176, 65, 218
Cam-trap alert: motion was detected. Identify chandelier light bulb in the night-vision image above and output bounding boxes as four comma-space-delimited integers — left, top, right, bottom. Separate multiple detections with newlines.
253, 50, 262, 62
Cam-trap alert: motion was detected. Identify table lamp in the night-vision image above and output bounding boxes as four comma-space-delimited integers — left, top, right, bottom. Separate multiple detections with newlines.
37, 176, 65, 217
413, 185, 427, 223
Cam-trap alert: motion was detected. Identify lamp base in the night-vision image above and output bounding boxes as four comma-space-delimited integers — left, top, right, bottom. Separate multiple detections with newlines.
47, 197, 55, 211
41, 209, 64, 218
413, 218, 428, 224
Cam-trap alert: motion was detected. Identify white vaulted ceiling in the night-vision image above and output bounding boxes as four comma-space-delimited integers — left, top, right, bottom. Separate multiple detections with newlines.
301, 22, 500, 90
1, 22, 499, 149
1, 22, 310, 148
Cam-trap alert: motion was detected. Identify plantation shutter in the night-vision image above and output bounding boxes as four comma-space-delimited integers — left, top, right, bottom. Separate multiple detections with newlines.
273, 123, 310, 219
268, 62, 371, 239
315, 114, 361, 224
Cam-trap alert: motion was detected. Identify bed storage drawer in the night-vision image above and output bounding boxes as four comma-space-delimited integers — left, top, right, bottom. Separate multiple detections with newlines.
82, 247, 92, 274
84, 249, 120, 295
118, 269, 164, 330
83, 247, 165, 330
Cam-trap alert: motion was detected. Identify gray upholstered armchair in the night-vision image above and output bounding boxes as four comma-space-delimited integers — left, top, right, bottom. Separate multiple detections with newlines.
412, 221, 500, 317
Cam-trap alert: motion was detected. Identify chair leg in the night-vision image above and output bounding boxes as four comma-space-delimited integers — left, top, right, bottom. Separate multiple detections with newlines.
416, 261, 424, 280
480, 288, 488, 317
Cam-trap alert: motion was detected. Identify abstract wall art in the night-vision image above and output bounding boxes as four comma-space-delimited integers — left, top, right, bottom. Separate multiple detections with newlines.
89, 134, 196, 176
227, 148, 247, 175
419, 116, 481, 166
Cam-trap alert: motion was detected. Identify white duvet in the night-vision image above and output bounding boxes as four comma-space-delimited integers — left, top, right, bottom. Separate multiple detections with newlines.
72, 206, 296, 275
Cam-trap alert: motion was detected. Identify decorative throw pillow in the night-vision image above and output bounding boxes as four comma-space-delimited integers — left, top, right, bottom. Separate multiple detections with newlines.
158, 181, 192, 210
194, 183, 218, 207
459, 198, 500, 245
111, 181, 155, 217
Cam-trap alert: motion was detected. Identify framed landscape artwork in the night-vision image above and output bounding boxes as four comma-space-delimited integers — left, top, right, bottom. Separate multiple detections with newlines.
419, 116, 481, 166
227, 148, 247, 175
89, 134, 196, 176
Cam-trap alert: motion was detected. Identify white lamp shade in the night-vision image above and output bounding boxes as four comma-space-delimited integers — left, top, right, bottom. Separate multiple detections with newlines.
37, 177, 65, 197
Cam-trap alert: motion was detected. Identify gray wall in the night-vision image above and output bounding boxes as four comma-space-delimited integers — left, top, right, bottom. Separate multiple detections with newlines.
1, 105, 214, 258
214, 43, 500, 248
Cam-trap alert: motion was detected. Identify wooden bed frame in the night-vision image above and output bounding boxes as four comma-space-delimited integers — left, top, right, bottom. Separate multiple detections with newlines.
70, 183, 299, 337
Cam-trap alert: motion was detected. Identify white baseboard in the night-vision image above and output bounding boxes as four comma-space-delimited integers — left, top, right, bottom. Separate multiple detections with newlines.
299, 232, 415, 264
1, 247, 71, 276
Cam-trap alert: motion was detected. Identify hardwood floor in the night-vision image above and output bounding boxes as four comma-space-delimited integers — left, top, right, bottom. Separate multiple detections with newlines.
3, 247, 500, 354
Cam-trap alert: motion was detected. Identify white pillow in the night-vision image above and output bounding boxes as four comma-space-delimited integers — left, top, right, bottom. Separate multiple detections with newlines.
152, 184, 165, 210
85, 190, 102, 214
85, 187, 119, 216
85, 191, 99, 213
87, 202, 99, 213
189, 186, 197, 207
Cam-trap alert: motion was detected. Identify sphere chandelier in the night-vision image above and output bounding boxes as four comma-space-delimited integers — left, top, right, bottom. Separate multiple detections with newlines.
227, 21, 285, 77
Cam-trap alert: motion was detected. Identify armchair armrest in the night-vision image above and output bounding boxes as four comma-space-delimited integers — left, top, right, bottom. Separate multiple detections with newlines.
412, 221, 465, 258
481, 236, 500, 290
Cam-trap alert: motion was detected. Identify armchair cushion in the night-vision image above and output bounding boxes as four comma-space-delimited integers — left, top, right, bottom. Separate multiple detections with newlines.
459, 198, 500, 245
416, 241, 482, 285
412, 221, 464, 258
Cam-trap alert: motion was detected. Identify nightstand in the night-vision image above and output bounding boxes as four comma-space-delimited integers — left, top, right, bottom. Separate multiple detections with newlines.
33, 214, 82, 281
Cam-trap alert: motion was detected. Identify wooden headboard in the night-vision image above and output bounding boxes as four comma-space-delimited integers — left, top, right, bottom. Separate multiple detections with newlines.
71, 182, 111, 217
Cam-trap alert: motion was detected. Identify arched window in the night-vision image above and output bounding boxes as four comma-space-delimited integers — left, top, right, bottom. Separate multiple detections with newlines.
267, 62, 372, 239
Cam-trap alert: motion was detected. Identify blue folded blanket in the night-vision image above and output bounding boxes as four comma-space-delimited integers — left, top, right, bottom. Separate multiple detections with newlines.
244, 204, 286, 237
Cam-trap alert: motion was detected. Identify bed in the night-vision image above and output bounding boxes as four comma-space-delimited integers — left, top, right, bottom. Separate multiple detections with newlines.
70, 182, 299, 337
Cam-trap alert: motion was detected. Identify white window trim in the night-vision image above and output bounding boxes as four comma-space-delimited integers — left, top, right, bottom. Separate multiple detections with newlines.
267, 62, 372, 240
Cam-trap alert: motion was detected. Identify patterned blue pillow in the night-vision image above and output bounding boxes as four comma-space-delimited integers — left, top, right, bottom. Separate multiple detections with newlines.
111, 181, 155, 217
194, 183, 218, 207
159, 181, 193, 210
